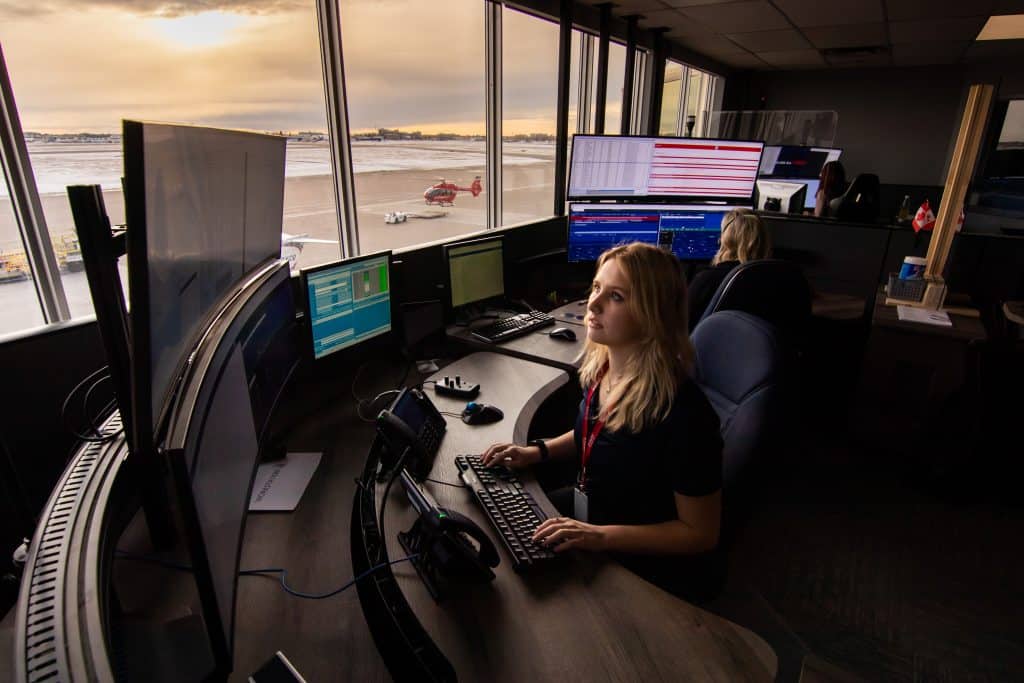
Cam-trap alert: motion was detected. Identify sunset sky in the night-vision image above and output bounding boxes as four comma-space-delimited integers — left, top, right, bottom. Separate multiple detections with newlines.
0, 0, 592, 136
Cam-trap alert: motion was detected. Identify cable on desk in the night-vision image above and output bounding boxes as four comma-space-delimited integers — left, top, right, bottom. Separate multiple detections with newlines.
239, 554, 419, 600
61, 366, 123, 444
116, 550, 421, 600
424, 477, 466, 489
439, 411, 463, 418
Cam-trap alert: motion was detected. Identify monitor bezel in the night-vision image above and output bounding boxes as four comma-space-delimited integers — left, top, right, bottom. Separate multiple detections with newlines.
442, 234, 506, 313
567, 134, 767, 205
299, 250, 394, 361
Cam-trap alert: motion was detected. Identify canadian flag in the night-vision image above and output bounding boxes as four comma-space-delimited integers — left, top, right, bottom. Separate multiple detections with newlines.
956, 206, 965, 232
912, 200, 935, 233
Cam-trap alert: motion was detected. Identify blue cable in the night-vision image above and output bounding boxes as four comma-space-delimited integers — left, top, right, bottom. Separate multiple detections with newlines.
116, 550, 419, 600
239, 554, 419, 600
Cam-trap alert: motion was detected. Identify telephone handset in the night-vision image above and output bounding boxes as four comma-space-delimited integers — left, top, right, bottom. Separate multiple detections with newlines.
375, 387, 446, 481
398, 469, 498, 599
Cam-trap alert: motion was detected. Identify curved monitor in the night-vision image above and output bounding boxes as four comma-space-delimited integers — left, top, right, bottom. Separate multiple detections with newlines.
568, 135, 765, 204
301, 252, 393, 359
758, 145, 842, 209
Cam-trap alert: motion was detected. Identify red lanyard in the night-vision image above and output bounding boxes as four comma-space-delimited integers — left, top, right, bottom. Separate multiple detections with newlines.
580, 367, 611, 490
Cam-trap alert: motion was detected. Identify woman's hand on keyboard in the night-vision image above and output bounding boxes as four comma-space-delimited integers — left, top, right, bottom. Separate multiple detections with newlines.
480, 442, 541, 469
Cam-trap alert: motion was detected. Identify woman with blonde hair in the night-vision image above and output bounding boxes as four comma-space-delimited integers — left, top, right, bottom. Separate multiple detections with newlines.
687, 208, 772, 329
481, 242, 724, 601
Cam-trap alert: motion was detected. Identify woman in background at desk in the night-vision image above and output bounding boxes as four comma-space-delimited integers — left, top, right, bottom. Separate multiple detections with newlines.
481, 242, 725, 602
686, 208, 772, 329
814, 160, 846, 217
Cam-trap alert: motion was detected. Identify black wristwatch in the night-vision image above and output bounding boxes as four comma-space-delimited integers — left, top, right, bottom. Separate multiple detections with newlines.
528, 439, 550, 461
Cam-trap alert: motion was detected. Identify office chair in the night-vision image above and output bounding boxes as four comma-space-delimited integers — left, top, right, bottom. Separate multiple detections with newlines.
692, 311, 787, 498
698, 259, 812, 349
828, 172, 880, 222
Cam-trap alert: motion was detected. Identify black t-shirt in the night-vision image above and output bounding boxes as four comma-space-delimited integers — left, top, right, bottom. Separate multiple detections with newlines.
687, 260, 739, 330
572, 376, 725, 601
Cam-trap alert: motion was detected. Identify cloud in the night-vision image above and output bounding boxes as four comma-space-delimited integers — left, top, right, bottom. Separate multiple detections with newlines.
4, 0, 304, 19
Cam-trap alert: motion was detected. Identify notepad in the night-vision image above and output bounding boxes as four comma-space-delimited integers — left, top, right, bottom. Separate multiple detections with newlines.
896, 305, 952, 327
249, 452, 322, 511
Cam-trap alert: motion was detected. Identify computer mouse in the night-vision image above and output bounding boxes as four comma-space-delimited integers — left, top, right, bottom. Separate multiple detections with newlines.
462, 402, 504, 425
549, 327, 577, 342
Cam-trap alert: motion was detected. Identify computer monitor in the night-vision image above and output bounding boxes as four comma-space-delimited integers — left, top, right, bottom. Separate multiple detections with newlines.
301, 252, 392, 360
568, 134, 766, 204
754, 180, 808, 214
757, 145, 842, 210
444, 235, 505, 310
123, 120, 286, 457
567, 203, 739, 262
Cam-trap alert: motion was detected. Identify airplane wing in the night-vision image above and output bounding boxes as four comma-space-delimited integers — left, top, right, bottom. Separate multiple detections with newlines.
282, 232, 339, 245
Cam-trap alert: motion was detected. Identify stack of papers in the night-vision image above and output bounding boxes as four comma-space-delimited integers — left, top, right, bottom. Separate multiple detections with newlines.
896, 305, 952, 327
249, 452, 322, 511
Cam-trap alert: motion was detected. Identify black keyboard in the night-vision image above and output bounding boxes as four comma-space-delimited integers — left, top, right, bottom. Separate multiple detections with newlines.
454, 454, 558, 571
470, 311, 555, 343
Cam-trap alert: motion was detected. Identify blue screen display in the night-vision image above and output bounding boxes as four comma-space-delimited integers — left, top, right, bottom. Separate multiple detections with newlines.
305, 254, 391, 359
568, 204, 735, 262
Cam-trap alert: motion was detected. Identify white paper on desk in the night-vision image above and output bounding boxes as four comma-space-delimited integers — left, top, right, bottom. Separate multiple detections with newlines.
249, 452, 322, 511
896, 305, 953, 327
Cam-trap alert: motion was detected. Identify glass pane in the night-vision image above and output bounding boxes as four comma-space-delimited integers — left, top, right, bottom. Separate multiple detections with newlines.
0, 3, 337, 321
503, 8, 558, 226
603, 41, 626, 135
660, 61, 683, 136
0, 197, 45, 335
341, 0, 486, 251
684, 68, 705, 137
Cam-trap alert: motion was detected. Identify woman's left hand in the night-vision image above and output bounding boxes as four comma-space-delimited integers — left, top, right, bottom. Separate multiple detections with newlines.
532, 517, 607, 552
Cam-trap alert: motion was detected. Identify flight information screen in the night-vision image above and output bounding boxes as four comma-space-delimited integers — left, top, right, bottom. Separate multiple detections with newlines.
568, 135, 765, 202
303, 253, 391, 359
567, 203, 738, 262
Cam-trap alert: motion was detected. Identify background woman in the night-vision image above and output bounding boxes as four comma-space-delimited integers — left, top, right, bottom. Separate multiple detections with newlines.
481, 242, 724, 602
815, 160, 846, 217
686, 208, 772, 330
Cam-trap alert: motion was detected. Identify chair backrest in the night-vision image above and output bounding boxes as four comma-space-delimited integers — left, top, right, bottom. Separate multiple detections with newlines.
698, 259, 812, 343
829, 173, 880, 221
692, 311, 785, 491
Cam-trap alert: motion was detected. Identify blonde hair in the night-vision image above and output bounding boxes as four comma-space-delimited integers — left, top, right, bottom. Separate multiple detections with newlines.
578, 243, 693, 433
712, 208, 771, 265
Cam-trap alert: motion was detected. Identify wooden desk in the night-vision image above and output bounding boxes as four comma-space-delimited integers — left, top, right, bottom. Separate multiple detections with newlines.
373, 352, 777, 681
445, 300, 588, 372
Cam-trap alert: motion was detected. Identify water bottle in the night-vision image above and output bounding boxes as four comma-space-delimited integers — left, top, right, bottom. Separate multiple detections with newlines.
897, 195, 911, 223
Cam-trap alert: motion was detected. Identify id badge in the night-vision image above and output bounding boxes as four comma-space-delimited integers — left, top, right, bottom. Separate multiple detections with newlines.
573, 486, 589, 523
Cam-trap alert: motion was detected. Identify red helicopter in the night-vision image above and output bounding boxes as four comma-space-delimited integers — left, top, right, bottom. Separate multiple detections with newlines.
423, 176, 482, 206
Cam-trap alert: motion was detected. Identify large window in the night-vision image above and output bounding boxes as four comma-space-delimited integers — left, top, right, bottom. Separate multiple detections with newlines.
657, 60, 719, 137
0, 199, 44, 336
0, 2, 337, 332
502, 8, 558, 226
341, 0, 486, 251
660, 61, 684, 136
603, 41, 627, 135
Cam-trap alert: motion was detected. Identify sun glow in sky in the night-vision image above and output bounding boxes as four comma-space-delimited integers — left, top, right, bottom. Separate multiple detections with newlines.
148, 11, 250, 50
0, 1, 578, 136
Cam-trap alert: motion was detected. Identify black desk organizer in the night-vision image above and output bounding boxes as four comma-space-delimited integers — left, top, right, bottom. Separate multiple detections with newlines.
887, 273, 926, 302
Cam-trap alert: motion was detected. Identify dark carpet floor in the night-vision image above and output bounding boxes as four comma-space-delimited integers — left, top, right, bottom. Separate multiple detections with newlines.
722, 436, 1024, 683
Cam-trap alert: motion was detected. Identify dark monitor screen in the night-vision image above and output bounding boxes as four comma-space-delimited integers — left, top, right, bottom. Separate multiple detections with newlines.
444, 235, 505, 309
567, 203, 737, 262
188, 340, 259, 663
568, 135, 765, 203
302, 252, 392, 360
123, 120, 286, 448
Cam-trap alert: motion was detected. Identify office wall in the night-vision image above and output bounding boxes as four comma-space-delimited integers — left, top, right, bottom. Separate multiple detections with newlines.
723, 62, 1024, 187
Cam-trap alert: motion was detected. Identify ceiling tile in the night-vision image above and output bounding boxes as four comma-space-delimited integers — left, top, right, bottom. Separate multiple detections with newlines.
963, 38, 1024, 61
803, 23, 887, 49
891, 41, 970, 64
678, 1, 790, 33
716, 51, 772, 68
886, 0, 995, 22
586, 0, 668, 11
758, 48, 828, 67
992, 0, 1024, 13
676, 33, 749, 56
889, 16, 988, 43
663, 0, 739, 6
727, 28, 811, 52
771, 0, 883, 28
